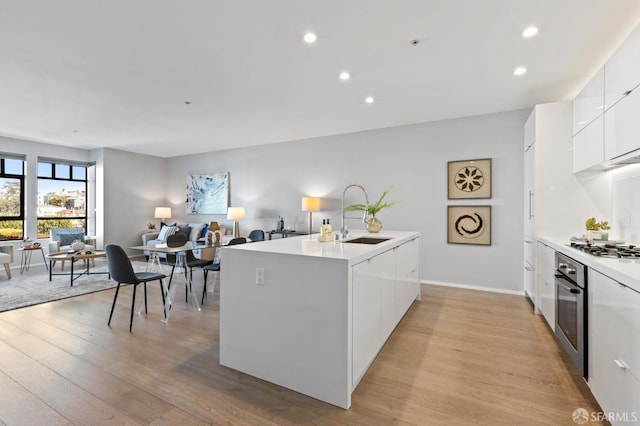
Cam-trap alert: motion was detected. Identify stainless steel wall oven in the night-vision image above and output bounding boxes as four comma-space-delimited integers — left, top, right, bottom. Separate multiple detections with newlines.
554, 252, 587, 378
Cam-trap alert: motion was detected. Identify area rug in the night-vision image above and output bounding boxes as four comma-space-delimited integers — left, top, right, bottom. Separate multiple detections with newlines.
0, 259, 147, 312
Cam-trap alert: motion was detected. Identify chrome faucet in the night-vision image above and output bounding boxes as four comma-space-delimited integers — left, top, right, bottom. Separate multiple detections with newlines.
340, 184, 370, 239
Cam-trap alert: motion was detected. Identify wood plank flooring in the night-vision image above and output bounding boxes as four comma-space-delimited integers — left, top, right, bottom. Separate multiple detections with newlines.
0, 273, 605, 425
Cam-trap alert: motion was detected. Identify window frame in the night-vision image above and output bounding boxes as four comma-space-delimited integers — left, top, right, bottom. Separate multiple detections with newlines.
0, 158, 25, 241
37, 161, 88, 237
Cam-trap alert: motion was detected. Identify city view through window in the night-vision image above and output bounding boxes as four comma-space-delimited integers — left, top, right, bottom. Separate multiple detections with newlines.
37, 179, 87, 239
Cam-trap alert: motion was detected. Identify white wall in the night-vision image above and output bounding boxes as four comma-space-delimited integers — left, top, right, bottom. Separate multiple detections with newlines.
611, 163, 640, 242
165, 110, 528, 293
99, 148, 167, 253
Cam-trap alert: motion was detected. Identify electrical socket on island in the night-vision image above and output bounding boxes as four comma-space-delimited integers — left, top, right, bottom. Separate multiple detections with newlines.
256, 268, 264, 285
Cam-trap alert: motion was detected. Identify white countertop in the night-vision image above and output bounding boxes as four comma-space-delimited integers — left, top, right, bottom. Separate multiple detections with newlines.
223, 230, 420, 265
538, 235, 640, 293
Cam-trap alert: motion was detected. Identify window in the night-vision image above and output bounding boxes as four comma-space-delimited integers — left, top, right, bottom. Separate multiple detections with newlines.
37, 160, 88, 239
0, 157, 25, 241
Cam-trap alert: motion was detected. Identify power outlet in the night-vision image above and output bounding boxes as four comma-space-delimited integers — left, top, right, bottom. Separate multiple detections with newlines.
256, 268, 265, 285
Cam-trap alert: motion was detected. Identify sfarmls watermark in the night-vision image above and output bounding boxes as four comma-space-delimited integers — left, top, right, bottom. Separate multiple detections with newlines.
573, 408, 638, 424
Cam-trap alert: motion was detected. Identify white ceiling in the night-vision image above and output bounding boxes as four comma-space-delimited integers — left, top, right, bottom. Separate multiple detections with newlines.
1, 1, 639, 158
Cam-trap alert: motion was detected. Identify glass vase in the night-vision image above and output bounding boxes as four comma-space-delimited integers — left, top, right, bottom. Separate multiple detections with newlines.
366, 216, 382, 233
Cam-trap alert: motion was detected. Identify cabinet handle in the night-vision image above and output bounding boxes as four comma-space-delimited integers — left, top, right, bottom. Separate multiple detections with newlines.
614, 359, 628, 370
524, 265, 534, 272
623, 90, 632, 96
529, 191, 534, 219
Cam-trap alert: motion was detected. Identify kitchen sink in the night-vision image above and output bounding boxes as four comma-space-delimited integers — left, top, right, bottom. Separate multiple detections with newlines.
342, 237, 391, 244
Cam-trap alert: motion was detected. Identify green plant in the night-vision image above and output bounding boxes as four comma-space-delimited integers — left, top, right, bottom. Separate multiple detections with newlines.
345, 186, 401, 217
585, 217, 611, 231
585, 217, 599, 231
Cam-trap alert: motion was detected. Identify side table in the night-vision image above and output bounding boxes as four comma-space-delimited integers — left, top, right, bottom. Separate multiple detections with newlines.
18, 245, 48, 274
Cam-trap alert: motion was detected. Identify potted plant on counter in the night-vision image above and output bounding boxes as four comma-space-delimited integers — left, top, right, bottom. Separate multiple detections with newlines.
345, 186, 400, 233
585, 217, 611, 241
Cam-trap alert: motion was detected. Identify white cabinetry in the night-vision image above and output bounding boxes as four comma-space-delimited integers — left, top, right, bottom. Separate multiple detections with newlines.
573, 115, 604, 173
573, 66, 605, 136
604, 24, 640, 110
605, 87, 640, 160
535, 242, 555, 329
523, 102, 572, 307
352, 237, 420, 386
395, 237, 420, 324
524, 110, 536, 304
571, 23, 640, 169
352, 249, 394, 384
588, 269, 640, 424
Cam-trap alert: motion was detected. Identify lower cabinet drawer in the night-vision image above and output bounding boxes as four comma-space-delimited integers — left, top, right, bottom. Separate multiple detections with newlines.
589, 334, 640, 424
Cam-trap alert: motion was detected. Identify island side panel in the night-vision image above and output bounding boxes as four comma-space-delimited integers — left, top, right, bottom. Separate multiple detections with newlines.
220, 249, 351, 408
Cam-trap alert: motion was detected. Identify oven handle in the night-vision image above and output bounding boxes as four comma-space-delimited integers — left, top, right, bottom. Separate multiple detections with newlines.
555, 274, 581, 294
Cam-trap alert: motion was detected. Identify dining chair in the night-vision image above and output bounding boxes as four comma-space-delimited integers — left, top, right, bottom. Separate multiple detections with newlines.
106, 244, 167, 332
247, 229, 265, 242
201, 237, 246, 304
166, 233, 211, 301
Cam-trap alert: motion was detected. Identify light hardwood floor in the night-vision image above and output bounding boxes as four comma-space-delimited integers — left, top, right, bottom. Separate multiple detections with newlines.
0, 274, 605, 425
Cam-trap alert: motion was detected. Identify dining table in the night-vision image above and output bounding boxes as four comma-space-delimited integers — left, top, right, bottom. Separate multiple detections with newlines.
130, 241, 213, 321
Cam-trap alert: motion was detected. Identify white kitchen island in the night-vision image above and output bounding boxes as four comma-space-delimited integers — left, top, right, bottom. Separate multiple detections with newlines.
219, 230, 421, 409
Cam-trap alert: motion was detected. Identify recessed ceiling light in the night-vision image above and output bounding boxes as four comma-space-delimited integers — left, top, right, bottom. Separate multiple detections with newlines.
365, 96, 375, 104
339, 72, 350, 81
513, 67, 527, 76
303, 32, 317, 43
522, 26, 539, 38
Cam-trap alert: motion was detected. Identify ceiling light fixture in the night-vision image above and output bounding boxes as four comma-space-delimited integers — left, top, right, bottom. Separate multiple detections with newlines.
339, 71, 350, 81
513, 67, 527, 76
303, 32, 317, 44
522, 26, 539, 38
365, 96, 375, 104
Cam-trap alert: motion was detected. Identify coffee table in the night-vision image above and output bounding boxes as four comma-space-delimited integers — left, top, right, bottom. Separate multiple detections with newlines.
47, 250, 109, 286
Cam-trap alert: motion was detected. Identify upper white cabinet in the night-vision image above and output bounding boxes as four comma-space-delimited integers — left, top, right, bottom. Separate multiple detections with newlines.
604, 24, 640, 110
572, 23, 640, 171
573, 66, 605, 136
605, 85, 640, 160
573, 114, 604, 173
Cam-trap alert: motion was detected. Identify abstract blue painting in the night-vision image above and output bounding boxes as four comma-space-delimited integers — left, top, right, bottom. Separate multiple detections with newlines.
186, 172, 229, 214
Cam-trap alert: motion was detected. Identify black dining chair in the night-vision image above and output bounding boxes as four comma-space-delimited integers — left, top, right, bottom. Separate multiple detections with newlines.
106, 244, 167, 332
247, 229, 265, 242
166, 233, 211, 301
201, 237, 246, 304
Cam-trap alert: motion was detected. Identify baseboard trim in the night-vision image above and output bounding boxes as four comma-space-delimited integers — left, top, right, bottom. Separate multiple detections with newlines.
421, 280, 525, 297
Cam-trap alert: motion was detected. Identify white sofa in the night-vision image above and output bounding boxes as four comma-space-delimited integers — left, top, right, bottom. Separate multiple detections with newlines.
142, 223, 209, 260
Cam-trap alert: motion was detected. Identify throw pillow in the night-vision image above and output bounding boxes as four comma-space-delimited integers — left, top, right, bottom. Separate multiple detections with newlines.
158, 225, 178, 241
59, 233, 84, 246
200, 224, 208, 238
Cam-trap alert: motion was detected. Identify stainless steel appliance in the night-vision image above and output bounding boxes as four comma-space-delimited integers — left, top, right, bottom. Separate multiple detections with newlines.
554, 252, 587, 377
570, 240, 640, 259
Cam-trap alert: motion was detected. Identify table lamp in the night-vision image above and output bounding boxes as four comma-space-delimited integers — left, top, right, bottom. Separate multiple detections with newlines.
227, 207, 245, 238
154, 207, 172, 227
301, 197, 320, 235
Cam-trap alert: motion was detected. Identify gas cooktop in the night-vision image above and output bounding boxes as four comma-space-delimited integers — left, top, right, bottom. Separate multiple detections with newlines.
569, 240, 640, 259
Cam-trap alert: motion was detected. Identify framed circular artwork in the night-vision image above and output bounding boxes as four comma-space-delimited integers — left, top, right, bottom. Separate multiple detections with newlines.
447, 205, 491, 245
447, 158, 492, 199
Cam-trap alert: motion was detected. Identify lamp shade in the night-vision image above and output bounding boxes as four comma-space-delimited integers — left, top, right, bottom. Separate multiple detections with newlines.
301, 197, 320, 212
154, 207, 172, 219
227, 207, 246, 220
